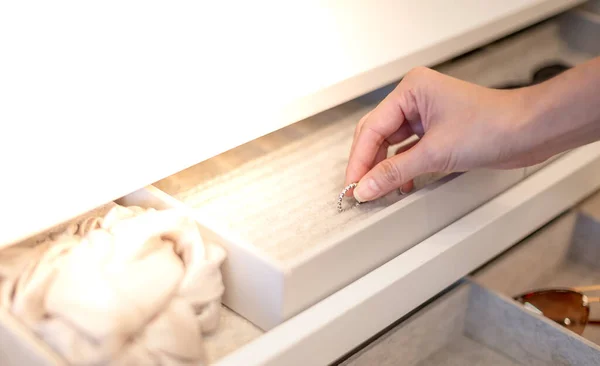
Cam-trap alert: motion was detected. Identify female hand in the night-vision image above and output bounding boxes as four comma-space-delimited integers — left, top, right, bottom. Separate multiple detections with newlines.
345, 62, 600, 203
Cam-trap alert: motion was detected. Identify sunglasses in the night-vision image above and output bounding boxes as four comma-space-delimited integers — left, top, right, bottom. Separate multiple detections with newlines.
493, 62, 571, 90
514, 284, 600, 335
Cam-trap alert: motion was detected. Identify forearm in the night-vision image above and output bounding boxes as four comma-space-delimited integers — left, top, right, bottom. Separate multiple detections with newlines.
519, 57, 600, 157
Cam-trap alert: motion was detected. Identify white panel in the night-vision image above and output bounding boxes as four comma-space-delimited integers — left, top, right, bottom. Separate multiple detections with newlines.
0, 0, 584, 252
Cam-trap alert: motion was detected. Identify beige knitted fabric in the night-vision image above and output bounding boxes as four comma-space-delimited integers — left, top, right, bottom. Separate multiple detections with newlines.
0, 204, 226, 365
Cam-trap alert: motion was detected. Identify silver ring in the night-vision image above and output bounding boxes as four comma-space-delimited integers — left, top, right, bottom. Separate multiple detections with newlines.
337, 183, 360, 212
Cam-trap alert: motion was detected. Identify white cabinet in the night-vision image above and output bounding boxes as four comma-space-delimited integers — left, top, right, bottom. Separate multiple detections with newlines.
1, 3, 598, 365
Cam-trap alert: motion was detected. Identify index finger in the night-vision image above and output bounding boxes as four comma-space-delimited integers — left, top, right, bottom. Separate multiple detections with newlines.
345, 92, 410, 186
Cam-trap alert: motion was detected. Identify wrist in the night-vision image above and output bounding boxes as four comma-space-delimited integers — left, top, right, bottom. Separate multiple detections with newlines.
531, 58, 600, 142
515, 84, 550, 135
498, 86, 549, 152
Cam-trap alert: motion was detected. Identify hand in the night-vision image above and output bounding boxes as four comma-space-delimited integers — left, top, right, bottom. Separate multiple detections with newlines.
345, 66, 552, 203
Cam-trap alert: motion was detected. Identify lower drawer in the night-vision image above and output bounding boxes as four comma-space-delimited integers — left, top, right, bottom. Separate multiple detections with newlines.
341, 280, 600, 365
475, 189, 600, 347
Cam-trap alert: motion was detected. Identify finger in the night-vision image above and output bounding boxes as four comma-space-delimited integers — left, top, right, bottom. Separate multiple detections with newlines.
346, 128, 415, 197
374, 141, 391, 172
394, 140, 418, 194
345, 139, 389, 197
345, 121, 413, 186
350, 104, 411, 158
344, 113, 370, 192
387, 124, 415, 146
372, 130, 416, 170
399, 180, 414, 195
345, 80, 422, 187
349, 110, 373, 157
354, 141, 430, 202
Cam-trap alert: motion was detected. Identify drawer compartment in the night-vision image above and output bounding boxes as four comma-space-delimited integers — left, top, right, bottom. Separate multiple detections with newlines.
341, 280, 600, 365
342, 282, 522, 365
0, 186, 264, 365
154, 101, 524, 330
476, 191, 600, 347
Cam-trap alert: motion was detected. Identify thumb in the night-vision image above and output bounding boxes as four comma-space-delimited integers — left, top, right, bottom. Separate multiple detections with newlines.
353, 142, 430, 202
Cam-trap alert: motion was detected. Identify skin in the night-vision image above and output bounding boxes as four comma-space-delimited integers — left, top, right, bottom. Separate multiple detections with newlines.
345, 56, 600, 203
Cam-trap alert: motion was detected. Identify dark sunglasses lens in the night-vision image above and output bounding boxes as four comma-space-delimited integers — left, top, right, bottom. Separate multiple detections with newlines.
494, 82, 529, 90
531, 63, 571, 84
514, 290, 589, 335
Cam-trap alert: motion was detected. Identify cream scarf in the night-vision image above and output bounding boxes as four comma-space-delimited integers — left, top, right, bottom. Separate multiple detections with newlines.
0, 204, 226, 365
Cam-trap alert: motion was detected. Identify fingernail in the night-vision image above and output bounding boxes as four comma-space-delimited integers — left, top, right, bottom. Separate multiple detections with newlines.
354, 178, 380, 202
398, 185, 413, 195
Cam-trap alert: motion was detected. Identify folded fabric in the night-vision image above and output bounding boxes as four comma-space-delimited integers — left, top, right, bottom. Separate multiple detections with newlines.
0, 204, 226, 365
